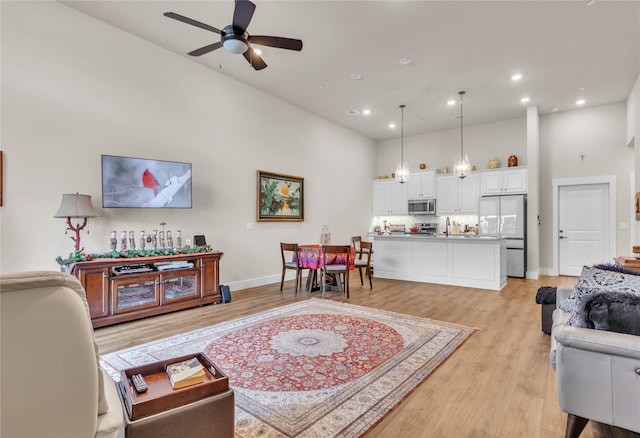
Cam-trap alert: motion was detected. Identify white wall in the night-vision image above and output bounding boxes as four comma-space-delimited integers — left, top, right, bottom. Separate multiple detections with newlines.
0, 2, 376, 289
539, 102, 632, 270
376, 117, 526, 176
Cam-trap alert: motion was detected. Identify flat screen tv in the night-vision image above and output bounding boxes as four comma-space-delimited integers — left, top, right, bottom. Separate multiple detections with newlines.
101, 155, 192, 208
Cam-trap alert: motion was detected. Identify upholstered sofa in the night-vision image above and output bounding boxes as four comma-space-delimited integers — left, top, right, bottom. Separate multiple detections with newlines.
0, 271, 124, 438
551, 286, 640, 438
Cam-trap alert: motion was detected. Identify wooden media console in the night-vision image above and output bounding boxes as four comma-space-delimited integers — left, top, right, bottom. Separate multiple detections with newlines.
74, 252, 223, 328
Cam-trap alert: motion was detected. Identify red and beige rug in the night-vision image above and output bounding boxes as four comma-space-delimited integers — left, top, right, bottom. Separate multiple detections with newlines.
101, 298, 474, 437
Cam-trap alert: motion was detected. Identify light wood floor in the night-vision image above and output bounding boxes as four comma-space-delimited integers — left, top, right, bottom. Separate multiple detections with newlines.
94, 274, 638, 438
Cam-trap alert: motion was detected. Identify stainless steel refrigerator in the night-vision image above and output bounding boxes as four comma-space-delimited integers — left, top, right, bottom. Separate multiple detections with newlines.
478, 194, 527, 278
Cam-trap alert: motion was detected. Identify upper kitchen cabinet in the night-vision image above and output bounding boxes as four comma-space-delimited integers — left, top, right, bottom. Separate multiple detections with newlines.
407, 170, 438, 200
436, 173, 480, 214
480, 167, 528, 195
373, 179, 408, 216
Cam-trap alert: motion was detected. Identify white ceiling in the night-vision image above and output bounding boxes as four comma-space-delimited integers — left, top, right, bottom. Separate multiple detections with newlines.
63, 0, 640, 141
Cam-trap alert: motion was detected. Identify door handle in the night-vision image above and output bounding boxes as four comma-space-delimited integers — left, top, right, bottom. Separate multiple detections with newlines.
559, 236, 567, 239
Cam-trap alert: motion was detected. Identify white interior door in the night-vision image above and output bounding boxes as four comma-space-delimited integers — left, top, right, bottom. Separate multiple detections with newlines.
558, 184, 610, 276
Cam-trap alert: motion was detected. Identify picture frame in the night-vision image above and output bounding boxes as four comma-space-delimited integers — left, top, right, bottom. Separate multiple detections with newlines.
257, 170, 304, 222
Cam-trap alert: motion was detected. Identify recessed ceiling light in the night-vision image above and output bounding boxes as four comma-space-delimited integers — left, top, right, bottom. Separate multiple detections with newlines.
520, 96, 530, 103
511, 73, 523, 81
346, 109, 360, 116
350, 73, 363, 80
447, 99, 456, 106
399, 57, 413, 65
389, 123, 396, 129
550, 107, 560, 112
362, 109, 371, 115
576, 99, 586, 105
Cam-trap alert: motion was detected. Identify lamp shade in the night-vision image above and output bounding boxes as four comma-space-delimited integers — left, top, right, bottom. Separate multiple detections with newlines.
54, 193, 98, 218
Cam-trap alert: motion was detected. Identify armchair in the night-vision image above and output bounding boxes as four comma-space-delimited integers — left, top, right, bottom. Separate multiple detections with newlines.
551, 288, 640, 438
0, 271, 124, 438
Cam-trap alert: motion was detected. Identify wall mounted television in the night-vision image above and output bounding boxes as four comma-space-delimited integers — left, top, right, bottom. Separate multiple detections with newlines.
101, 155, 192, 208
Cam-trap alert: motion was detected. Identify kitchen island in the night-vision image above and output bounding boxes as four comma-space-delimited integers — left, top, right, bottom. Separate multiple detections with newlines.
373, 234, 507, 291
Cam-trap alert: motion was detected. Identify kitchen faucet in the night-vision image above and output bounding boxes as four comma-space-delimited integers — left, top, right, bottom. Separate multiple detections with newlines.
445, 217, 450, 237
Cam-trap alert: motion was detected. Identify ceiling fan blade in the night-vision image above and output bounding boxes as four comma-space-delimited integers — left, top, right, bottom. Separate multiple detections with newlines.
164, 12, 222, 34
249, 35, 303, 51
232, 0, 256, 33
188, 42, 223, 57
243, 47, 267, 70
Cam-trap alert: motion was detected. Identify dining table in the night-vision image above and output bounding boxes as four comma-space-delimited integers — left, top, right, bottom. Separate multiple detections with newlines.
295, 244, 355, 292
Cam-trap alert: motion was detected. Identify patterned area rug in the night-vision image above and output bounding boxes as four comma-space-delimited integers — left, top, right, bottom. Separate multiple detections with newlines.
101, 298, 474, 437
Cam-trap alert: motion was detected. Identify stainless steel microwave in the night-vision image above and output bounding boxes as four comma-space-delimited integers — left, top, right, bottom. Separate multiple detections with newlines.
408, 199, 436, 215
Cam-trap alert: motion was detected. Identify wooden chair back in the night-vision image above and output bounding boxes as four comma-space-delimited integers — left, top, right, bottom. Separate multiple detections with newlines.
322, 244, 352, 268
280, 242, 299, 265
358, 241, 373, 261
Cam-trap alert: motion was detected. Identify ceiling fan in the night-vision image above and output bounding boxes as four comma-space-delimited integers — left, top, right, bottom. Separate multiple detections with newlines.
164, 0, 303, 71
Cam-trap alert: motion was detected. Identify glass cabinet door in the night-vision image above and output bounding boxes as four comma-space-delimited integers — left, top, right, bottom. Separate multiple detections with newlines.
113, 277, 159, 313
162, 270, 200, 303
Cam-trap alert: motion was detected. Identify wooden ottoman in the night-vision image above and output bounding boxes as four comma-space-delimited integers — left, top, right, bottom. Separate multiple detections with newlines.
118, 353, 235, 438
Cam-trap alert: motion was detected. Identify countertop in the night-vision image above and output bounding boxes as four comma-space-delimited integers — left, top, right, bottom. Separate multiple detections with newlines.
373, 233, 501, 241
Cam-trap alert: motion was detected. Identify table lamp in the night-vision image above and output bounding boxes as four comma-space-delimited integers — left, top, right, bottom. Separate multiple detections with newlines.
54, 193, 98, 252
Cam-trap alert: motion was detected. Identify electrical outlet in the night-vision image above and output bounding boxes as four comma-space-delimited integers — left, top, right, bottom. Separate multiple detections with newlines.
620, 222, 629, 230
246, 223, 256, 231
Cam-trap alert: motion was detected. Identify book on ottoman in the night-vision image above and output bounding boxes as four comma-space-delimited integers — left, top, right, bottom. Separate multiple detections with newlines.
166, 357, 205, 389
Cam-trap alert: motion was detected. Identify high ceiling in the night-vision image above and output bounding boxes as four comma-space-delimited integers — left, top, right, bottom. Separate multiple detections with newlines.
63, 0, 640, 140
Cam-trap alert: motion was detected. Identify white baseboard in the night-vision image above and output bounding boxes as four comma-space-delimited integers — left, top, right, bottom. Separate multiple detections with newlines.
224, 272, 298, 292
539, 268, 557, 276
525, 270, 539, 280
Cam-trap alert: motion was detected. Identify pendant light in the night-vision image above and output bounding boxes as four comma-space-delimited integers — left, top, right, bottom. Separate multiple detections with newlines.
454, 91, 471, 179
395, 104, 410, 184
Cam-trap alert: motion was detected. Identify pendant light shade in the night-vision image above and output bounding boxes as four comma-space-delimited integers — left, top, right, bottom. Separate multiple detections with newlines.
395, 104, 410, 184
454, 91, 471, 179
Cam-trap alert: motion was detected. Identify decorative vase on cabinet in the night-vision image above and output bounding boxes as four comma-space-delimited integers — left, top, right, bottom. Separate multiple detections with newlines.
508, 155, 518, 167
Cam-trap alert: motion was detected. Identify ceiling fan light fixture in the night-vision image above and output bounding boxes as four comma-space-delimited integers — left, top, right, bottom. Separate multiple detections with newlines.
165, 1, 302, 71
223, 37, 248, 54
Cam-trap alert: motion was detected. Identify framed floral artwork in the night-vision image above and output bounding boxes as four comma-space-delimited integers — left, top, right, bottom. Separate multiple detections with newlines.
257, 170, 304, 222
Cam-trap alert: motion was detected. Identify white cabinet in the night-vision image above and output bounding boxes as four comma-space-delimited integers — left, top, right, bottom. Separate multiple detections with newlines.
480, 168, 528, 195
436, 173, 480, 214
407, 171, 437, 200
373, 180, 408, 216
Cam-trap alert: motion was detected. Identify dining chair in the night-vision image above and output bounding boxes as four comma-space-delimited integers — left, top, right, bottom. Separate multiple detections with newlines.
321, 244, 352, 299
351, 236, 370, 256
355, 241, 373, 290
280, 242, 306, 293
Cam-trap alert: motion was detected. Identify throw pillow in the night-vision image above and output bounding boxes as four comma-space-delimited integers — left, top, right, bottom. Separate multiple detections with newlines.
567, 290, 640, 336
559, 265, 640, 313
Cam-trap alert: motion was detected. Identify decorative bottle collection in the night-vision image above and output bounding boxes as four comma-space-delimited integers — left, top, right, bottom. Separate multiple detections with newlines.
109, 226, 187, 252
